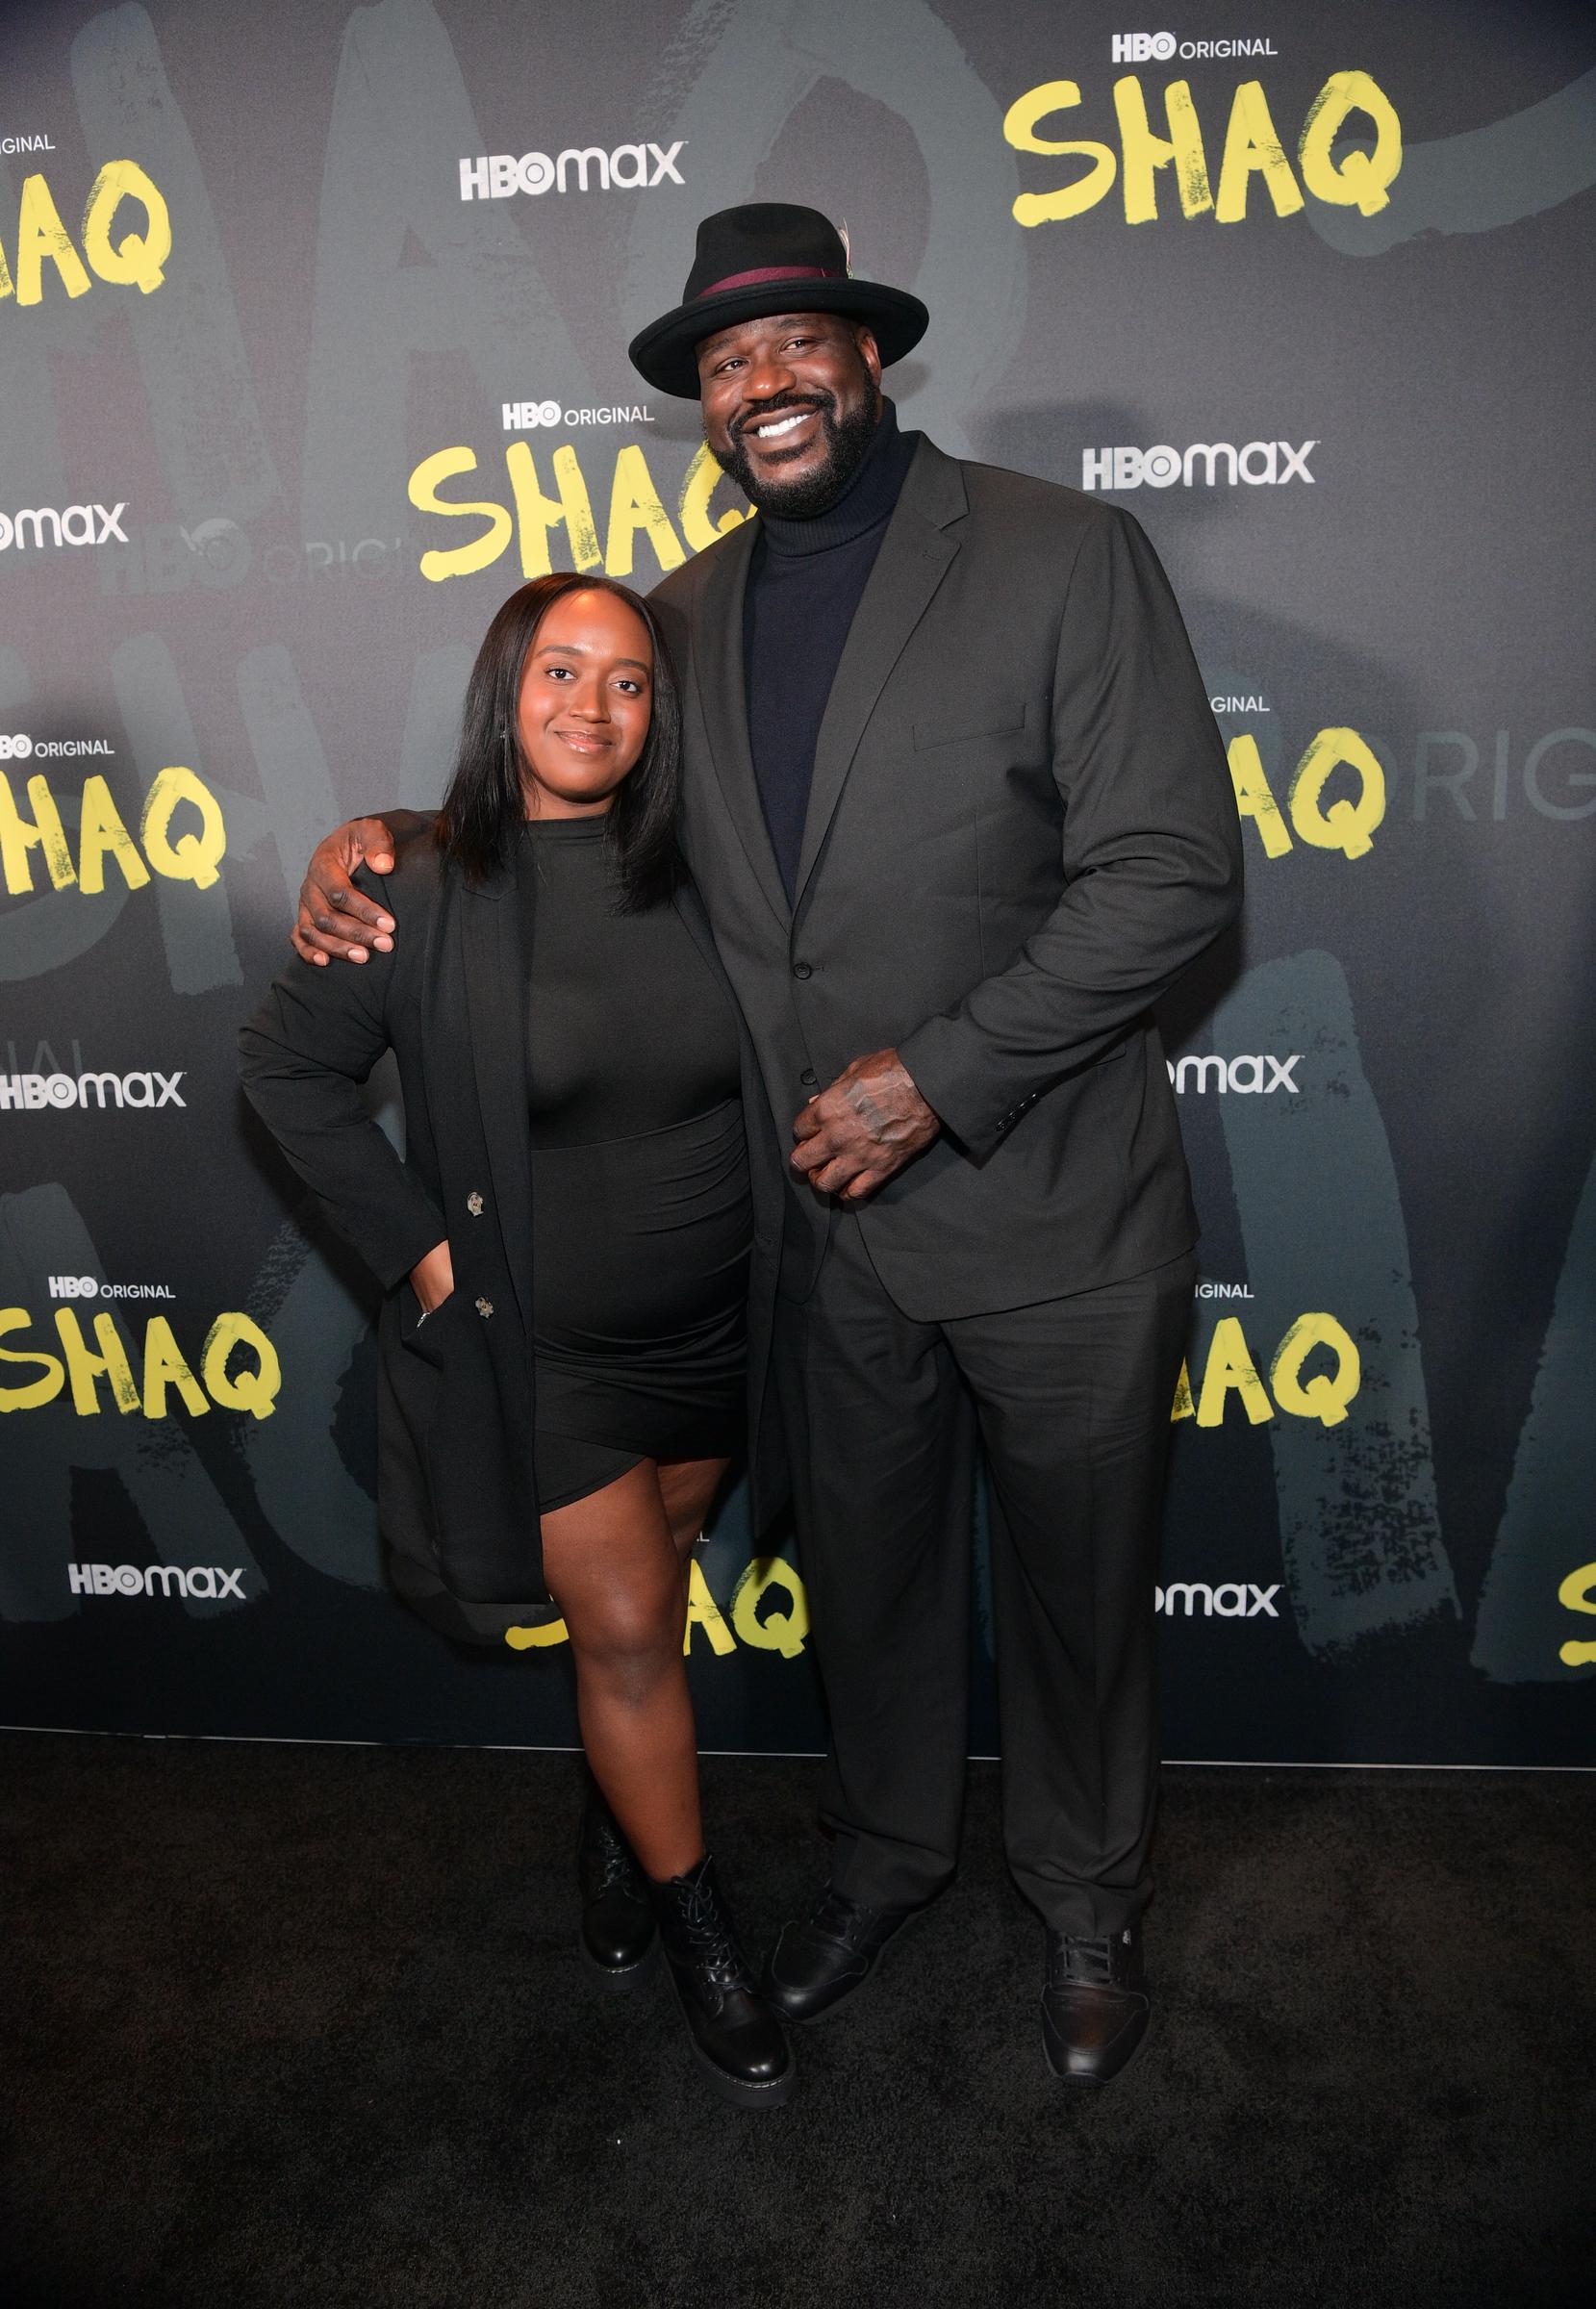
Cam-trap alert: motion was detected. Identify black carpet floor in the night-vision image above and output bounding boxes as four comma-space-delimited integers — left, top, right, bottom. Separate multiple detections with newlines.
2, 1736, 1591, 2309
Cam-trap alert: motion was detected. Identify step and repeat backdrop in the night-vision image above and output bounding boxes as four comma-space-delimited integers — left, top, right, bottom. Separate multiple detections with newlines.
2, 0, 1592, 1764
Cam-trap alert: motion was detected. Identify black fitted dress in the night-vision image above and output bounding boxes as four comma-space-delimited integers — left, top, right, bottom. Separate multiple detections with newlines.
519, 817, 751, 1510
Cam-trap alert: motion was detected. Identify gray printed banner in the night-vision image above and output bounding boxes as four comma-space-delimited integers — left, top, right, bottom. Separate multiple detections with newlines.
1, 0, 1591, 1763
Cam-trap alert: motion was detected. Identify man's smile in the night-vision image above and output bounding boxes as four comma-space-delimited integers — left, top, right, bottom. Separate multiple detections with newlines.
736, 399, 827, 454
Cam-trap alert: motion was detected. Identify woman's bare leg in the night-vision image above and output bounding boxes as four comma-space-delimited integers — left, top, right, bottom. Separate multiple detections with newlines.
657, 1455, 729, 1565
542, 1456, 726, 1883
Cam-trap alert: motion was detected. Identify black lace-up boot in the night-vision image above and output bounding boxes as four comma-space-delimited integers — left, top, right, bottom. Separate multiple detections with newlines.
647, 1856, 795, 2109
1041, 1923, 1151, 2085
577, 1785, 657, 1991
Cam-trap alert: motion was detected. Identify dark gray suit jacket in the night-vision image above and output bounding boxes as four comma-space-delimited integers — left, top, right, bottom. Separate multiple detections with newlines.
649, 436, 1244, 1321
240, 834, 785, 1621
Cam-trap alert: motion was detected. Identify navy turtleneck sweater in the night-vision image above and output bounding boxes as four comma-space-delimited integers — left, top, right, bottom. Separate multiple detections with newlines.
742, 399, 919, 901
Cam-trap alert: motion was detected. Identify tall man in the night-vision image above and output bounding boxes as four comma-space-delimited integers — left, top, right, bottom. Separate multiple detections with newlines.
294, 206, 1242, 2085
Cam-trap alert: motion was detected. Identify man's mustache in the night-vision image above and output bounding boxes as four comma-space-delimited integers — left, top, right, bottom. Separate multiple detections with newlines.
732, 392, 832, 442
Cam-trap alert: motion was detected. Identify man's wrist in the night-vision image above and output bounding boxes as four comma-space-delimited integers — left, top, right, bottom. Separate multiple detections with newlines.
892, 1053, 939, 1130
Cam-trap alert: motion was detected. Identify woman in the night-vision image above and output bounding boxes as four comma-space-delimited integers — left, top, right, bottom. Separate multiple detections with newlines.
239, 573, 792, 2110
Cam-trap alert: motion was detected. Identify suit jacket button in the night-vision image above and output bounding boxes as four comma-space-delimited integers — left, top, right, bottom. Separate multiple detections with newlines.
475, 1297, 494, 1317
467, 1191, 484, 1216
800, 1068, 818, 1087
792, 960, 812, 980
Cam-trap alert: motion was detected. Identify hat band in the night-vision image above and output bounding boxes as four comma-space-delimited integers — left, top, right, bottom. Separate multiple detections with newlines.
695, 263, 842, 300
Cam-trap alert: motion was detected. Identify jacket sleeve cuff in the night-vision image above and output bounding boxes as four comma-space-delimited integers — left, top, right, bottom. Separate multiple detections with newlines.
897, 1018, 1007, 1161
367, 1190, 450, 1294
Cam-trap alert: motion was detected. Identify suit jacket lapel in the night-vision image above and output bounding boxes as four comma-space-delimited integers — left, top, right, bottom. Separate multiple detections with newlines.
671, 879, 720, 978
459, 868, 533, 1336
689, 520, 791, 928
793, 441, 965, 910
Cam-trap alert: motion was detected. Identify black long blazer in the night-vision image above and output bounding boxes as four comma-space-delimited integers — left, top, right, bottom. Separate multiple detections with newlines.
238, 830, 785, 1626
649, 435, 1244, 1320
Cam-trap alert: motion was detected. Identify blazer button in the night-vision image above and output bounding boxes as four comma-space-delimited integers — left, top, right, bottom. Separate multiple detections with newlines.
791, 960, 812, 980
800, 1068, 818, 1087
474, 1297, 494, 1318
467, 1191, 484, 1217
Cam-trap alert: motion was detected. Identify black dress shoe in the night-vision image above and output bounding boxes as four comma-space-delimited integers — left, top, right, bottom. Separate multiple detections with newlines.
647, 1855, 794, 2110
1041, 1924, 1151, 2085
577, 1788, 657, 1991
765, 1885, 925, 2023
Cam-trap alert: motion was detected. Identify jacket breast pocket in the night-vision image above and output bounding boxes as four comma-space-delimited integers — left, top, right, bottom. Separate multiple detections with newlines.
912, 701, 1028, 751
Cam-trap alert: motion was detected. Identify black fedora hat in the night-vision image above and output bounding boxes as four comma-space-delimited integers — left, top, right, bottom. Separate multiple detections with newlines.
628, 202, 928, 399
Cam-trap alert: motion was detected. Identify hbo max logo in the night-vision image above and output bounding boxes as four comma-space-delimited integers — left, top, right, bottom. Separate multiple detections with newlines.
0, 1069, 186, 1111
459, 141, 685, 201
0, 500, 128, 553
69, 1562, 246, 1600
1083, 442, 1316, 491
1155, 1582, 1281, 1618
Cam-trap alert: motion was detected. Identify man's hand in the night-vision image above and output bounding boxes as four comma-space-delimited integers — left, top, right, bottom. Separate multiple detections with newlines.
291, 817, 401, 966
791, 1049, 940, 1202
409, 1240, 455, 1315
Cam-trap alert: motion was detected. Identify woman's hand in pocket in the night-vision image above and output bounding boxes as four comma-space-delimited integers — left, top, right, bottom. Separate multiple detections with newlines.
409, 1239, 455, 1316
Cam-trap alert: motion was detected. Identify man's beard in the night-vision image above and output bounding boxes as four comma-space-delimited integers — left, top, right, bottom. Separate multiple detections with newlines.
716, 381, 879, 519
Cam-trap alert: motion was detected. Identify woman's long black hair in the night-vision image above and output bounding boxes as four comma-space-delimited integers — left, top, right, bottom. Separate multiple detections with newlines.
436, 571, 683, 911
